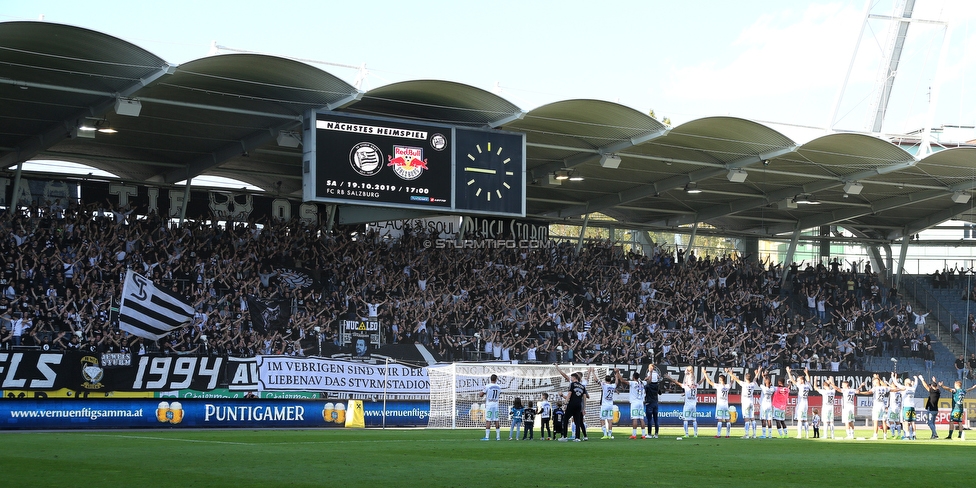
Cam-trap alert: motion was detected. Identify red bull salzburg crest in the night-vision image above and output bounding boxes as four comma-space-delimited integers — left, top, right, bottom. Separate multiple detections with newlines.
388, 146, 428, 180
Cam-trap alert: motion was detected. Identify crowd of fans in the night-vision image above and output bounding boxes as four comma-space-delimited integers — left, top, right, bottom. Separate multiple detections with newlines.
0, 197, 939, 373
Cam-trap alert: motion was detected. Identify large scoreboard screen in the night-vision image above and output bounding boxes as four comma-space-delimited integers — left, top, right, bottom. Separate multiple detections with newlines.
303, 111, 525, 217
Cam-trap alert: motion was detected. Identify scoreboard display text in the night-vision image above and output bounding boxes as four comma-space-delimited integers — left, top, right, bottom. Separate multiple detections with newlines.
303, 112, 525, 217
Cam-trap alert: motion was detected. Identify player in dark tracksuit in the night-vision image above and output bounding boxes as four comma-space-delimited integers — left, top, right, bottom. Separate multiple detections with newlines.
644, 367, 661, 438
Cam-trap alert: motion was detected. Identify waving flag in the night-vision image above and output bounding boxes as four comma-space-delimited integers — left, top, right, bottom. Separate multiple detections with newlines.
119, 270, 194, 340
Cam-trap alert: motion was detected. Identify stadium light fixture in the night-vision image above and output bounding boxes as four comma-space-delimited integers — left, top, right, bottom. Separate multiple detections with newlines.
843, 182, 863, 195
599, 154, 622, 169
114, 97, 142, 117
951, 191, 971, 204
685, 182, 702, 194
276, 131, 302, 148
726, 169, 747, 183
794, 194, 820, 205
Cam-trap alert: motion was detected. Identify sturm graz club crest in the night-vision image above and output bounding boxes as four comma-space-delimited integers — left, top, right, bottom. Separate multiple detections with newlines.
430, 133, 447, 151
80, 355, 104, 390
349, 142, 383, 177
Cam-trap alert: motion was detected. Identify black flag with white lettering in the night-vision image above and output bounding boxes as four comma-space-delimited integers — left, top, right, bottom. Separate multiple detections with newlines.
246, 296, 290, 334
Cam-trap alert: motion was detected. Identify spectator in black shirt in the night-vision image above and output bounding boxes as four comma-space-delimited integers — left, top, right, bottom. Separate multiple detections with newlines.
918, 376, 941, 439
555, 364, 588, 442
644, 365, 661, 438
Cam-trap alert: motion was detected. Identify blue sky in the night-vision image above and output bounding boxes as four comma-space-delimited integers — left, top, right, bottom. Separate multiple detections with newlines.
3, 0, 975, 141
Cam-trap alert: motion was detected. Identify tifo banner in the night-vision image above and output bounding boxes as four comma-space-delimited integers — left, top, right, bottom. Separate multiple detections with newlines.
0, 351, 224, 392
0, 399, 431, 430
654, 365, 878, 390
255, 356, 429, 394
246, 296, 291, 334
0, 178, 78, 208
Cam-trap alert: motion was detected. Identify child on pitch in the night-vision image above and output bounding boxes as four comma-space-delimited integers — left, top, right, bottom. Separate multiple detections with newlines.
939, 380, 976, 440
552, 401, 566, 440
726, 367, 760, 439
785, 367, 812, 438
522, 400, 536, 440
811, 408, 821, 438
616, 369, 647, 439
597, 370, 618, 439
508, 397, 524, 440
703, 372, 732, 438
816, 377, 838, 439
538, 393, 553, 440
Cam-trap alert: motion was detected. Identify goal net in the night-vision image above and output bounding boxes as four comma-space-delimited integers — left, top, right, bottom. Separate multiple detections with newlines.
427, 363, 610, 429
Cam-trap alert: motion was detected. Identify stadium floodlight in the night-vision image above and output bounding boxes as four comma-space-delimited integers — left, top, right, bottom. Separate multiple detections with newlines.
951, 191, 971, 204
685, 182, 702, 194
114, 97, 142, 117
794, 194, 820, 205
843, 182, 863, 195
599, 154, 622, 169
726, 169, 747, 183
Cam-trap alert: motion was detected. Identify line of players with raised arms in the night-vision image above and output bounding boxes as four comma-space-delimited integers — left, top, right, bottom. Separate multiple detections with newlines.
478, 364, 975, 441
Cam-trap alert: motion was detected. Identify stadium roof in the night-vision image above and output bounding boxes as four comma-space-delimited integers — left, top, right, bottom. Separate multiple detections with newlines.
2, 21, 976, 242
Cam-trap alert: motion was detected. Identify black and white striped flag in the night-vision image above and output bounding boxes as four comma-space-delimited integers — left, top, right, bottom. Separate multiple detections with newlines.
119, 270, 194, 340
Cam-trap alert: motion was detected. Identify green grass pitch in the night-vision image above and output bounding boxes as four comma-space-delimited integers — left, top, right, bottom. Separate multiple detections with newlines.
1, 427, 973, 487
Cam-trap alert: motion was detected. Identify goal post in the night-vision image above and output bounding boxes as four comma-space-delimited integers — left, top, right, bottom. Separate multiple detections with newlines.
427, 363, 610, 429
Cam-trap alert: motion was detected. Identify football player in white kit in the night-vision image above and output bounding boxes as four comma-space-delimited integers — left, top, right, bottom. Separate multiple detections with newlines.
901, 376, 921, 440
480, 374, 502, 441
884, 375, 904, 439
616, 369, 647, 439
833, 379, 862, 439
597, 371, 618, 439
758, 373, 775, 439
867, 374, 890, 439
670, 365, 699, 437
726, 367, 759, 438
703, 372, 733, 438
786, 367, 813, 438
816, 377, 838, 439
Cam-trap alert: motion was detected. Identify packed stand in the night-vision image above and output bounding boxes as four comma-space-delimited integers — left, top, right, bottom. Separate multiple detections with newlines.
0, 200, 933, 373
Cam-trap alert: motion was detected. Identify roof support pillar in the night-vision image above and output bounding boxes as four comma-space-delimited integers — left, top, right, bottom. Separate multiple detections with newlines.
781, 228, 801, 288
895, 232, 911, 288
686, 222, 699, 254
867, 244, 885, 280
10, 162, 24, 209
575, 213, 591, 256
179, 178, 192, 226
325, 204, 337, 233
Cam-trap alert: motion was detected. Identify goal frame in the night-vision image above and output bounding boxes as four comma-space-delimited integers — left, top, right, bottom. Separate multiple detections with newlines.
427, 362, 611, 430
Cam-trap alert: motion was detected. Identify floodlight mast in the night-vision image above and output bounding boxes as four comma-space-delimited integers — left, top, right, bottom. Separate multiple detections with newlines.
826, 0, 950, 157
